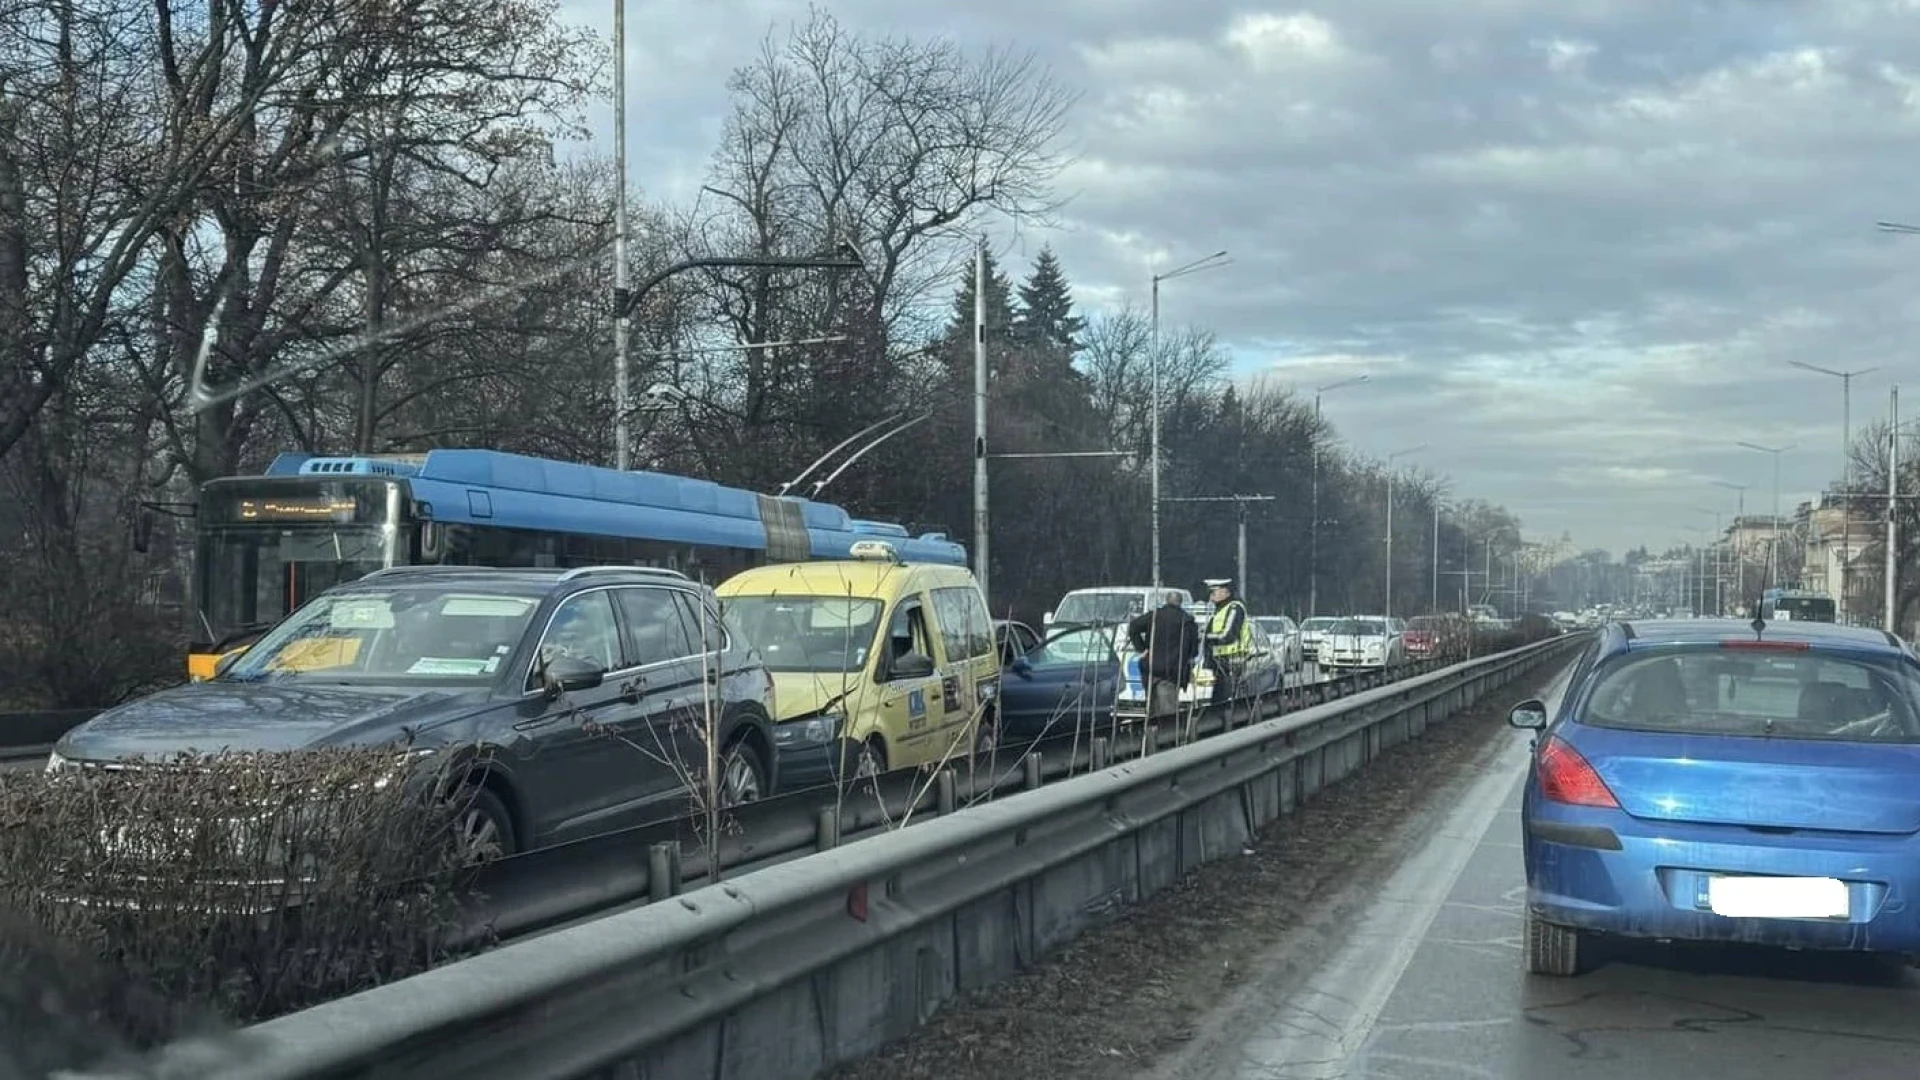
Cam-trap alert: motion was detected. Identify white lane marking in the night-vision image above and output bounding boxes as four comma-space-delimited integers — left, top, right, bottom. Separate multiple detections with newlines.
1231, 664, 1574, 1080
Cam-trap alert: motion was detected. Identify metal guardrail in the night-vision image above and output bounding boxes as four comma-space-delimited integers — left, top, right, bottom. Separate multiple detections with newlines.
132, 633, 1585, 1080
451, 652, 1489, 947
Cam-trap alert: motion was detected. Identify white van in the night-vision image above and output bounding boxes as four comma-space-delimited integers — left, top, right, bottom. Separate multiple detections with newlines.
1045, 586, 1192, 631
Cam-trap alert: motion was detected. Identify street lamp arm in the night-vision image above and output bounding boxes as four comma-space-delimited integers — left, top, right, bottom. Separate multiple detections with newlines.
1154, 250, 1230, 283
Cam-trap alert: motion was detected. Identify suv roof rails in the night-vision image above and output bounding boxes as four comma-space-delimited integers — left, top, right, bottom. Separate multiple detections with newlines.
361, 565, 475, 578
558, 565, 690, 582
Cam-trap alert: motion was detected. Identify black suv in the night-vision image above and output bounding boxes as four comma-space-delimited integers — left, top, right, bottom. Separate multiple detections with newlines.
51, 566, 778, 857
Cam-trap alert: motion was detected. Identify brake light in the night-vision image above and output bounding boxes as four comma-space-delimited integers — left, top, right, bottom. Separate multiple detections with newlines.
1719, 639, 1809, 651
1536, 737, 1618, 808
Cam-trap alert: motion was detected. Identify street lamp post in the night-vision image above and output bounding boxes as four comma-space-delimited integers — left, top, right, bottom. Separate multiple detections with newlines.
1736, 441, 1794, 589
1432, 500, 1443, 613
1150, 250, 1230, 588
1789, 361, 1877, 621
1382, 443, 1427, 619
1309, 374, 1369, 616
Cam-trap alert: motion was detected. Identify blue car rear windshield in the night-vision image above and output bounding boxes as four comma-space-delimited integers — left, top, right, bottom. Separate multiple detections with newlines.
1582, 647, 1920, 744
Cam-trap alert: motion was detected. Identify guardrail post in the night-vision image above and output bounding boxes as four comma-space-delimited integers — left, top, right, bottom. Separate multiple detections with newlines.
1092, 736, 1109, 770
815, 806, 840, 851
1144, 723, 1159, 755
1023, 753, 1043, 790
936, 769, 957, 815
648, 841, 680, 901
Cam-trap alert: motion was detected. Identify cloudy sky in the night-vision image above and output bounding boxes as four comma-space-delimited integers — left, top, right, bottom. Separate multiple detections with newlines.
559, 0, 1920, 555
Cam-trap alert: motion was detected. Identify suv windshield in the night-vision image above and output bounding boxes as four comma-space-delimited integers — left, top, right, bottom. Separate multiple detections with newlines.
1408, 617, 1443, 631
723, 595, 884, 673
1330, 619, 1386, 636
1302, 618, 1338, 632
1053, 592, 1145, 626
222, 586, 542, 682
1584, 647, 1920, 744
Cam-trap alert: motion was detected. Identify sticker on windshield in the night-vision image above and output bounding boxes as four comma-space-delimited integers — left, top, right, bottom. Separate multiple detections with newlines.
407, 657, 493, 676
331, 599, 394, 629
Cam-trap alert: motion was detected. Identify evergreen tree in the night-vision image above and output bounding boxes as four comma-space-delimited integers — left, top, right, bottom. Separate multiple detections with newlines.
1013, 245, 1083, 354
939, 246, 1016, 353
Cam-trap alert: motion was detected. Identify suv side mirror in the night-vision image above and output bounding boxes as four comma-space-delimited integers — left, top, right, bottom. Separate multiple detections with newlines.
1508, 699, 1550, 730
543, 655, 606, 696
891, 652, 935, 680
1009, 655, 1033, 679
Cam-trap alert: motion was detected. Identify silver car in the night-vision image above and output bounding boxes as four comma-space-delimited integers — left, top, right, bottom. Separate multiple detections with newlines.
1255, 616, 1303, 672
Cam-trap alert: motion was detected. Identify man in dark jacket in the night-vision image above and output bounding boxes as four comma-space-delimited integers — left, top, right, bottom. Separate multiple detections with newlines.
1128, 592, 1199, 722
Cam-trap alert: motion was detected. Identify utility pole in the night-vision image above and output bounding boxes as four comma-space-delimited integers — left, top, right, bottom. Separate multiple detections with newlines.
1889, 384, 1900, 634
973, 238, 989, 601
1149, 251, 1229, 588
612, 0, 630, 469
1431, 501, 1443, 613
1161, 495, 1276, 607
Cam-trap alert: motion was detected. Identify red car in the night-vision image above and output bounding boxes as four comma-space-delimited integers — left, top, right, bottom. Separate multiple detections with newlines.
1403, 616, 1449, 659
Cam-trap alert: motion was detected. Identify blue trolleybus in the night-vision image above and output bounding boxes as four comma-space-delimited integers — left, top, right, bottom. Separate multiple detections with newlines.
185, 449, 964, 678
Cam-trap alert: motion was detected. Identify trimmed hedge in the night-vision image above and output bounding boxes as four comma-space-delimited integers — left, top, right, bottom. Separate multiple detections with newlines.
0, 747, 483, 1053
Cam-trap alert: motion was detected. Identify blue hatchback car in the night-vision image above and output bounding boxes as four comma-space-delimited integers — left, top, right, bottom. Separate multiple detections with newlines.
1510, 617, 1920, 975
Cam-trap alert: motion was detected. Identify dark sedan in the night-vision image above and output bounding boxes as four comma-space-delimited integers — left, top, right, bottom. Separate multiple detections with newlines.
51, 565, 778, 860
996, 625, 1122, 741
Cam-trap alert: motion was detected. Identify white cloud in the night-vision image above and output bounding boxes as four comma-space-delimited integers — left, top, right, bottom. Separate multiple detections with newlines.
567, 0, 1920, 552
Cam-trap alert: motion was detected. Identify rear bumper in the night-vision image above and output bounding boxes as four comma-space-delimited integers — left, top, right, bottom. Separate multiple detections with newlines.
1525, 803, 1920, 954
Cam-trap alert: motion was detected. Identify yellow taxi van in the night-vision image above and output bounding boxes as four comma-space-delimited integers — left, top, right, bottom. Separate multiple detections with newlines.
716, 540, 998, 789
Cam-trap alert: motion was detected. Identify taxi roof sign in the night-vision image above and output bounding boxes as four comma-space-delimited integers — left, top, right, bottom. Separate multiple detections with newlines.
848, 539, 901, 563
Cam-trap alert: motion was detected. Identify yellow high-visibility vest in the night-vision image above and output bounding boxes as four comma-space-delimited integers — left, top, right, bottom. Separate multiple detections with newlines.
1208, 601, 1253, 657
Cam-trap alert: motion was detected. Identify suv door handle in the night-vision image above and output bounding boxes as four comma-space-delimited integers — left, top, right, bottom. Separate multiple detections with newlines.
618, 677, 644, 704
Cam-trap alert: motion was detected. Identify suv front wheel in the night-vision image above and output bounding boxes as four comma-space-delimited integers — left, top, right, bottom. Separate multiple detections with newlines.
717, 738, 768, 807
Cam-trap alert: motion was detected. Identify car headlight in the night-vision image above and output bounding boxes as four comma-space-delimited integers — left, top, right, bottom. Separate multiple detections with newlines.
44, 750, 69, 774
776, 713, 842, 746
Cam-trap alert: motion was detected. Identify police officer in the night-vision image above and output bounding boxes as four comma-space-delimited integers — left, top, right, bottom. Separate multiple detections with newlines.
1201, 578, 1253, 708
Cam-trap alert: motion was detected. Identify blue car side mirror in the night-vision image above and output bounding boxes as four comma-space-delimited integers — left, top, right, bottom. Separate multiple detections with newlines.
1011, 656, 1034, 679
1508, 699, 1550, 730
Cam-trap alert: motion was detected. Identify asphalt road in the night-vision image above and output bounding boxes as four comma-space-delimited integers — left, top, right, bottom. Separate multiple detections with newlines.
1149, 663, 1920, 1080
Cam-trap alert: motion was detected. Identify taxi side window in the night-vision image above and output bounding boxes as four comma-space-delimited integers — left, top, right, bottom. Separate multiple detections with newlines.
886, 599, 934, 672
